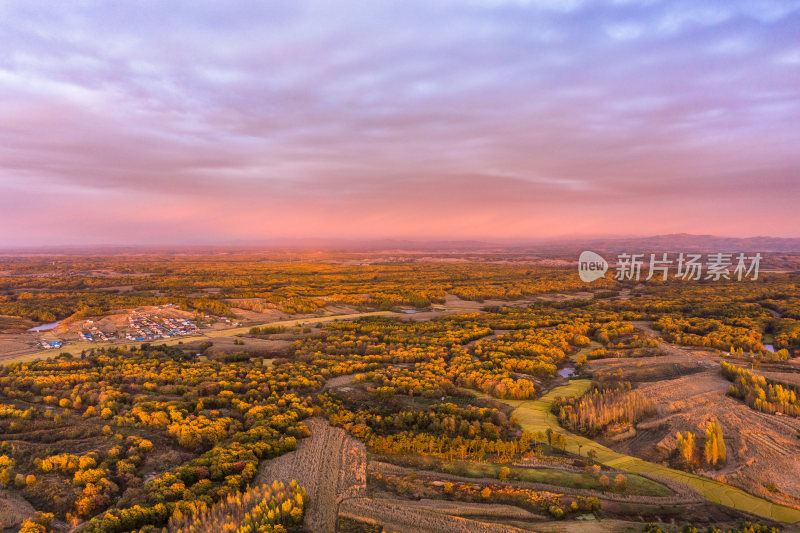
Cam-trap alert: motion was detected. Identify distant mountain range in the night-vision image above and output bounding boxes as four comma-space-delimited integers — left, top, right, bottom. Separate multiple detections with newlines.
562, 234, 800, 253
320, 234, 800, 253
3, 234, 800, 254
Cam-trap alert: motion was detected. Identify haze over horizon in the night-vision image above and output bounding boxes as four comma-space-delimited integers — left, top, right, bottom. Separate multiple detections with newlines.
2, 0, 799, 246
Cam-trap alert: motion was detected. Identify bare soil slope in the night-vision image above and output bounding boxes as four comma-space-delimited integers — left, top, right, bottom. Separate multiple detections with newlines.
0, 489, 35, 529
631, 369, 800, 508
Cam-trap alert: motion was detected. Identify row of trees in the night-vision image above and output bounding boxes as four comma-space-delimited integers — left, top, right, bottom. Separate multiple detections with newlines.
169, 480, 306, 533
553, 382, 656, 436
371, 469, 600, 519
704, 419, 726, 466
644, 520, 780, 533
676, 419, 726, 469
367, 431, 533, 462
721, 361, 800, 416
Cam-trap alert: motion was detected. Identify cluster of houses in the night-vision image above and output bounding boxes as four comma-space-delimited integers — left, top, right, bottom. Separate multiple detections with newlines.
214, 315, 241, 327
80, 320, 117, 342
37, 339, 63, 350
33, 304, 240, 350
124, 312, 200, 341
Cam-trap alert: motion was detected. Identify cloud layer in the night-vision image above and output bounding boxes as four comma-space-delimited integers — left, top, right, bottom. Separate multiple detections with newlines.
1, 0, 799, 245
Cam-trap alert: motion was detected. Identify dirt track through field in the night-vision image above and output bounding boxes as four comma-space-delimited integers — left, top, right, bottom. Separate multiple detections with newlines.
340, 497, 534, 533
256, 417, 366, 533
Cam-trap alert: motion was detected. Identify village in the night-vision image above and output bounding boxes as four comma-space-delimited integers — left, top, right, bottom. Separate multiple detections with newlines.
35, 304, 240, 350
122, 311, 199, 341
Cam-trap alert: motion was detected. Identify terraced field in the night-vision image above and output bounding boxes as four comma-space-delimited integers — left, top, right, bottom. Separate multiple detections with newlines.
500, 380, 800, 524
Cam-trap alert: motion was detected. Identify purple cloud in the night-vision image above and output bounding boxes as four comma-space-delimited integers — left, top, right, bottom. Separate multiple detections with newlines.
0, 0, 799, 245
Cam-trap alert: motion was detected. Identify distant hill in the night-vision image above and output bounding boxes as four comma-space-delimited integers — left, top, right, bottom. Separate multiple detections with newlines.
568, 234, 800, 253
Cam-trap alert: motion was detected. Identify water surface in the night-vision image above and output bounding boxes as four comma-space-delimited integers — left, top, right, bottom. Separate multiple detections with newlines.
28, 320, 62, 332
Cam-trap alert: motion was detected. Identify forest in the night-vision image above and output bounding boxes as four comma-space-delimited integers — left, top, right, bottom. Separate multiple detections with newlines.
0, 256, 607, 328
721, 361, 800, 416
1, 255, 800, 531
552, 381, 656, 436
0, 290, 655, 530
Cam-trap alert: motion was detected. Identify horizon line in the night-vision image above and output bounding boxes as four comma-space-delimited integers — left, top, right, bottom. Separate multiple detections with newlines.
2, 233, 800, 252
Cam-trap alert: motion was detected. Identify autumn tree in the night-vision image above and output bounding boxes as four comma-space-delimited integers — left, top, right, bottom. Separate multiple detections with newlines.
704, 419, 726, 467
18, 512, 56, 533
676, 431, 696, 464
499, 466, 511, 482
0, 455, 14, 485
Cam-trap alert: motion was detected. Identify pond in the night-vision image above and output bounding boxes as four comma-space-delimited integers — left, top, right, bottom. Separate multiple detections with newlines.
28, 320, 62, 332
763, 344, 775, 353
557, 364, 576, 378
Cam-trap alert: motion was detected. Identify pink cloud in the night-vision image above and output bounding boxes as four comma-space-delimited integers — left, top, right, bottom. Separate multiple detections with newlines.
1, 0, 799, 245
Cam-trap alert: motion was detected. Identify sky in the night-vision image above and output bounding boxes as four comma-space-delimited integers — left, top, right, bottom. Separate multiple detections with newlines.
1, 0, 799, 246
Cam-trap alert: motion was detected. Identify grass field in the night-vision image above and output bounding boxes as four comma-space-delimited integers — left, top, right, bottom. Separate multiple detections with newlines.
570, 342, 602, 362
501, 380, 800, 524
